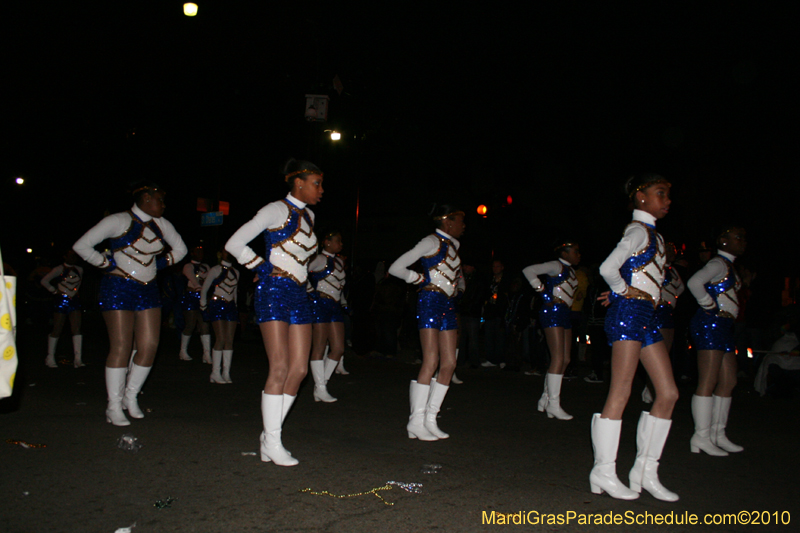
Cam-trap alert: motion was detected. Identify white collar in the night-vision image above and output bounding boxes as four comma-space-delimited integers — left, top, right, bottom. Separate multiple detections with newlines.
436, 229, 460, 248
221, 260, 232, 267
558, 258, 572, 267
717, 250, 736, 263
632, 209, 657, 226
286, 193, 307, 209
132, 203, 153, 222
323, 251, 335, 258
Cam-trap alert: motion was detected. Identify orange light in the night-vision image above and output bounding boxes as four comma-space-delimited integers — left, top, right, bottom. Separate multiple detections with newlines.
477, 205, 487, 215
747, 348, 754, 359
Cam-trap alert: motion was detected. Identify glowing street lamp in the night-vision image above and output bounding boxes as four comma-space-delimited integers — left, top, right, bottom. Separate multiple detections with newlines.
477, 205, 487, 216
184, 3, 198, 16
330, 131, 341, 141
15, 177, 24, 185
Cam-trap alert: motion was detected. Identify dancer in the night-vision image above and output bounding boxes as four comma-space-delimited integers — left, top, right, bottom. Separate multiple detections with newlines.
590, 173, 679, 502
179, 246, 211, 362
225, 159, 322, 466
73, 183, 187, 426
687, 226, 746, 456
388, 204, 465, 441
523, 242, 581, 420
41, 250, 84, 368
200, 250, 239, 384
308, 231, 347, 403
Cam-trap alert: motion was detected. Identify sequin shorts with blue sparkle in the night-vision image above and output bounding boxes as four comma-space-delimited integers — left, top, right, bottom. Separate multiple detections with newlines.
654, 304, 675, 330
181, 291, 201, 311
312, 296, 344, 324
204, 298, 238, 322
99, 275, 161, 312
254, 276, 313, 325
690, 309, 734, 352
539, 302, 571, 329
604, 297, 663, 347
54, 294, 81, 314
416, 290, 457, 331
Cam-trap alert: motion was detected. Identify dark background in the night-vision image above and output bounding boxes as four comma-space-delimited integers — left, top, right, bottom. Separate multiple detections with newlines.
3, 2, 797, 281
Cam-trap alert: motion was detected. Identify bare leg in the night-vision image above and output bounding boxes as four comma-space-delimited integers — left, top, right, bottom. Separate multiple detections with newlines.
660, 329, 674, 353
132, 308, 161, 367
696, 350, 724, 397
103, 311, 135, 368
435, 329, 458, 385
561, 328, 572, 374
50, 313, 66, 338
545, 327, 566, 374
715, 352, 738, 397
222, 320, 237, 350
183, 309, 198, 335
260, 321, 311, 395
326, 322, 345, 362
600, 340, 643, 419
212, 321, 226, 351
310, 323, 328, 361
417, 328, 440, 385
284, 324, 311, 395
639, 341, 679, 419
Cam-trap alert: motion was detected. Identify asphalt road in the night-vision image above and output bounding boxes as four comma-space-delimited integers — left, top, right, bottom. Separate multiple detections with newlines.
2, 321, 798, 532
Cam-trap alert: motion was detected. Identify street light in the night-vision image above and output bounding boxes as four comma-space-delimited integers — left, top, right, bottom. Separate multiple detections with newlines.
15, 177, 24, 185
184, 3, 198, 16
330, 131, 341, 141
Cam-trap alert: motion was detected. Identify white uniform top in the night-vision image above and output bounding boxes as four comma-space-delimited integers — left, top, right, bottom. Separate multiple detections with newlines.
522, 258, 578, 306
225, 194, 317, 285
660, 264, 685, 309
199, 260, 239, 308
687, 250, 741, 318
599, 209, 666, 303
308, 251, 348, 306
183, 261, 210, 292
73, 204, 187, 284
40, 263, 83, 297
388, 229, 464, 298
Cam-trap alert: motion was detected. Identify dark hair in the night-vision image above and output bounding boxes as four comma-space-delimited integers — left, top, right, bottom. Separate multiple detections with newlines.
624, 173, 669, 199
428, 203, 464, 229
715, 225, 745, 248
131, 182, 163, 204
282, 158, 322, 190
554, 239, 579, 257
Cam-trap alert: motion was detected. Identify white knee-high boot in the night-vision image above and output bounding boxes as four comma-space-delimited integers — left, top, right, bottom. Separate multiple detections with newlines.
407, 381, 438, 441
589, 414, 639, 500
222, 350, 233, 383
310, 360, 337, 402
424, 378, 450, 439
201, 334, 212, 364
179, 334, 192, 360
260, 392, 298, 466
711, 395, 743, 452
45, 336, 58, 368
261, 393, 296, 462
105, 367, 130, 426
210, 350, 225, 383
537, 378, 548, 412
72, 335, 84, 368
545, 373, 573, 420
690, 395, 728, 456
122, 363, 151, 419
323, 356, 338, 383
628, 412, 679, 501
335, 355, 349, 375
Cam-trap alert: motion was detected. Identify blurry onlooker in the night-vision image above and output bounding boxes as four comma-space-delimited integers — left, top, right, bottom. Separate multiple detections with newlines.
482, 259, 510, 367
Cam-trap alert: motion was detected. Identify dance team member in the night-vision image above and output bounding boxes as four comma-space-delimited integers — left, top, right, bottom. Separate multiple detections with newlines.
388, 204, 465, 441
225, 159, 322, 466
200, 250, 239, 384
41, 250, 84, 368
523, 242, 581, 420
178, 246, 211, 362
591, 174, 679, 502
73, 183, 187, 426
308, 231, 347, 403
687, 226, 746, 456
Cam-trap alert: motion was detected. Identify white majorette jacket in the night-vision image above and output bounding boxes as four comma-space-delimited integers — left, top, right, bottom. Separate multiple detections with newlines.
659, 264, 685, 309
309, 251, 347, 305
687, 250, 741, 319
73, 204, 187, 284
599, 209, 666, 305
183, 260, 210, 292
388, 229, 464, 298
225, 194, 317, 285
522, 258, 578, 306
40, 263, 83, 297
200, 260, 239, 308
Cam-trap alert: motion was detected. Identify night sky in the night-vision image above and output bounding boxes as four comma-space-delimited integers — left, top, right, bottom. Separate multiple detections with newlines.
3, 2, 797, 282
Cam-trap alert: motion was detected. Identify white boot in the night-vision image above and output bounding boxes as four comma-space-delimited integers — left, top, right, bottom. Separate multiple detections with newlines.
690, 395, 728, 456
537, 379, 548, 412
545, 373, 573, 420
311, 360, 337, 402
222, 350, 233, 383
45, 336, 58, 368
335, 355, 349, 375
179, 334, 192, 360
407, 381, 438, 440
424, 378, 450, 439
209, 350, 225, 383
122, 363, 151, 419
641, 385, 653, 404
260, 393, 296, 462
201, 334, 212, 364
323, 356, 338, 382
589, 414, 639, 500
711, 395, 743, 452
105, 367, 130, 426
72, 335, 84, 367
260, 393, 298, 466
628, 412, 679, 501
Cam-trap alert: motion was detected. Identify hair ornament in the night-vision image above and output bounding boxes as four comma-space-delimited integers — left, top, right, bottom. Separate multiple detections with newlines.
285, 169, 323, 183
629, 179, 670, 199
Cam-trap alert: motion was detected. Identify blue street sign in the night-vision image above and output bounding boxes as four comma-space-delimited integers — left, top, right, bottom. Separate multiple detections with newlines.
201, 211, 223, 227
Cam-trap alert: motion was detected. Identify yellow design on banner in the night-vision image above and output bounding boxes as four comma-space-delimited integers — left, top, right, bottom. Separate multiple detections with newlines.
1, 314, 10, 330
4, 345, 14, 360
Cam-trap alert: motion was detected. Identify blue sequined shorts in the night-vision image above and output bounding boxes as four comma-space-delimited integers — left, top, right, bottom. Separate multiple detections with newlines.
99, 275, 161, 312
181, 290, 201, 311
690, 309, 735, 353
204, 298, 238, 322
254, 276, 313, 325
539, 302, 571, 329
417, 290, 458, 331
604, 297, 663, 348
54, 294, 81, 314
313, 295, 344, 324
654, 304, 675, 330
